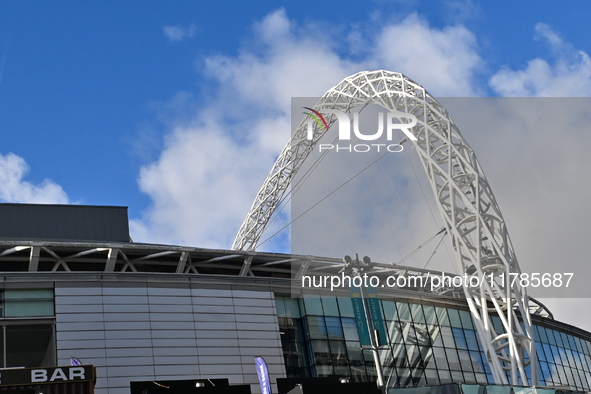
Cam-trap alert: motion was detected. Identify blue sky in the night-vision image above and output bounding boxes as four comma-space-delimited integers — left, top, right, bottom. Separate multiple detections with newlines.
0, 0, 590, 246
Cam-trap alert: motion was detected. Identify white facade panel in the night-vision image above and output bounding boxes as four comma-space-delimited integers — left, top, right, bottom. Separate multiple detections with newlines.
55, 284, 286, 394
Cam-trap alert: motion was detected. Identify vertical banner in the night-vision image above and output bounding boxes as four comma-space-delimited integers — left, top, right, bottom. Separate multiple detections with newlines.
255, 356, 272, 394
366, 285, 388, 346
350, 285, 372, 346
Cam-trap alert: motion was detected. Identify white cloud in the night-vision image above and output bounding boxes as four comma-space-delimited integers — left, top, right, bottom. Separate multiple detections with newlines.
163, 24, 197, 42
0, 153, 69, 204
131, 9, 484, 250
490, 23, 591, 96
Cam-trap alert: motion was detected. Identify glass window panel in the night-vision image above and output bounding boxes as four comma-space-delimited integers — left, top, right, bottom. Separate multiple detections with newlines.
446, 348, 461, 371
536, 342, 547, 361
543, 343, 554, 363
6, 325, 54, 368
337, 297, 355, 317
463, 371, 476, 383
330, 340, 348, 365
567, 334, 578, 351
413, 367, 427, 386
320, 297, 339, 316
560, 332, 569, 349
303, 296, 323, 315
350, 365, 368, 382
441, 326, 456, 348
315, 364, 334, 377
386, 320, 404, 344
475, 373, 488, 384
346, 342, 364, 365
429, 325, 444, 347
310, 340, 331, 365
382, 301, 397, 320
544, 328, 556, 345
433, 347, 449, 370
550, 345, 562, 364
424, 369, 440, 385
535, 325, 548, 343
554, 330, 564, 347
481, 352, 492, 374
439, 370, 452, 384
448, 309, 463, 328
276, 296, 286, 317
407, 345, 423, 368
469, 351, 484, 373
392, 343, 408, 368
423, 305, 437, 325
451, 371, 464, 382
398, 303, 411, 322
342, 318, 360, 341
5, 289, 54, 317
398, 367, 412, 386
414, 323, 430, 346
422, 347, 436, 369
325, 316, 344, 340
459, 310, 474, 330
458, 350, 473, 372
574, 337, 584, 354
410, 304, 426, 324
452, 328, 468, 350
557, 364, 567, 385
334, 365, 349, 376
285, 297, 302, 318
402, 322, 417, 343
436, 307, 450, 326
307, 316, 327, 339
465, 330, 479, 351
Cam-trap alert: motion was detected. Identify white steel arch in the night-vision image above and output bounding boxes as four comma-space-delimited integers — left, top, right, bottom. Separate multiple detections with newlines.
232, 70, 537, 386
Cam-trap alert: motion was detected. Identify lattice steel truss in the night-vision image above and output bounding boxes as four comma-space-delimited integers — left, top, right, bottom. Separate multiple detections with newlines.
233, 70, 538, 385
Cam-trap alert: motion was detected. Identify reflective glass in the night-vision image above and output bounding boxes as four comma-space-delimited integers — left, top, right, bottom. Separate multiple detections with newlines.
436, 307, 450, 326
342, 317, 360, 341
337, 297, 355, 317
446, 348, 461, 371
433, 347, 449, 370
469, 351, 484, 373
438, 370, 452, 383
465, 330, 479, 351
423, 305, 437, 325
414, 324, 431, 346
303, 296, 324, 315
285, 297, 302, 318
424, 368, 440, 385
411, 304, 426, 324
321, 297, 339, 316
452, 328, 468, 350
330, 341, 348, 365
310, 340, 331, 365
429, 325, 444, 347
458, 310, 474, 330
448, 309, 463, 328
441, 326, 456, 348
325, 316, 343, 340
307, 316, 327, 339
382, 301, 397, 320
407, 345, 423, 368
393, 343, 409, 368
386, 320, 404, 344
458, 350, 473, 372
398, 303, 411, 322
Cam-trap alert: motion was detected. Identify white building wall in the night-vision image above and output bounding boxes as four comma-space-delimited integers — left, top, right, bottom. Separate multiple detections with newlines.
54, 284, 286, 394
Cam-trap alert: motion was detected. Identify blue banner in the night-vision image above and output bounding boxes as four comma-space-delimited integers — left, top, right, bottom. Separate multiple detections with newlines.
366, 285, 388, 346
255, 356, 272, 394
350, 285, 372, 346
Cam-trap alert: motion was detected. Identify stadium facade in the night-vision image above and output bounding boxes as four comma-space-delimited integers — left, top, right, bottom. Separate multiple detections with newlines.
1, 203, 591, 394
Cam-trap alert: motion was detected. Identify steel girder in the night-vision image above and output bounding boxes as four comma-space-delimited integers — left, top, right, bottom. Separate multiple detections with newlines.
232, 70, 538, 386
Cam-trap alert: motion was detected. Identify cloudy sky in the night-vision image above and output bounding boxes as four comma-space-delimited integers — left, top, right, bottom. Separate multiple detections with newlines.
0, 1, 590, 328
